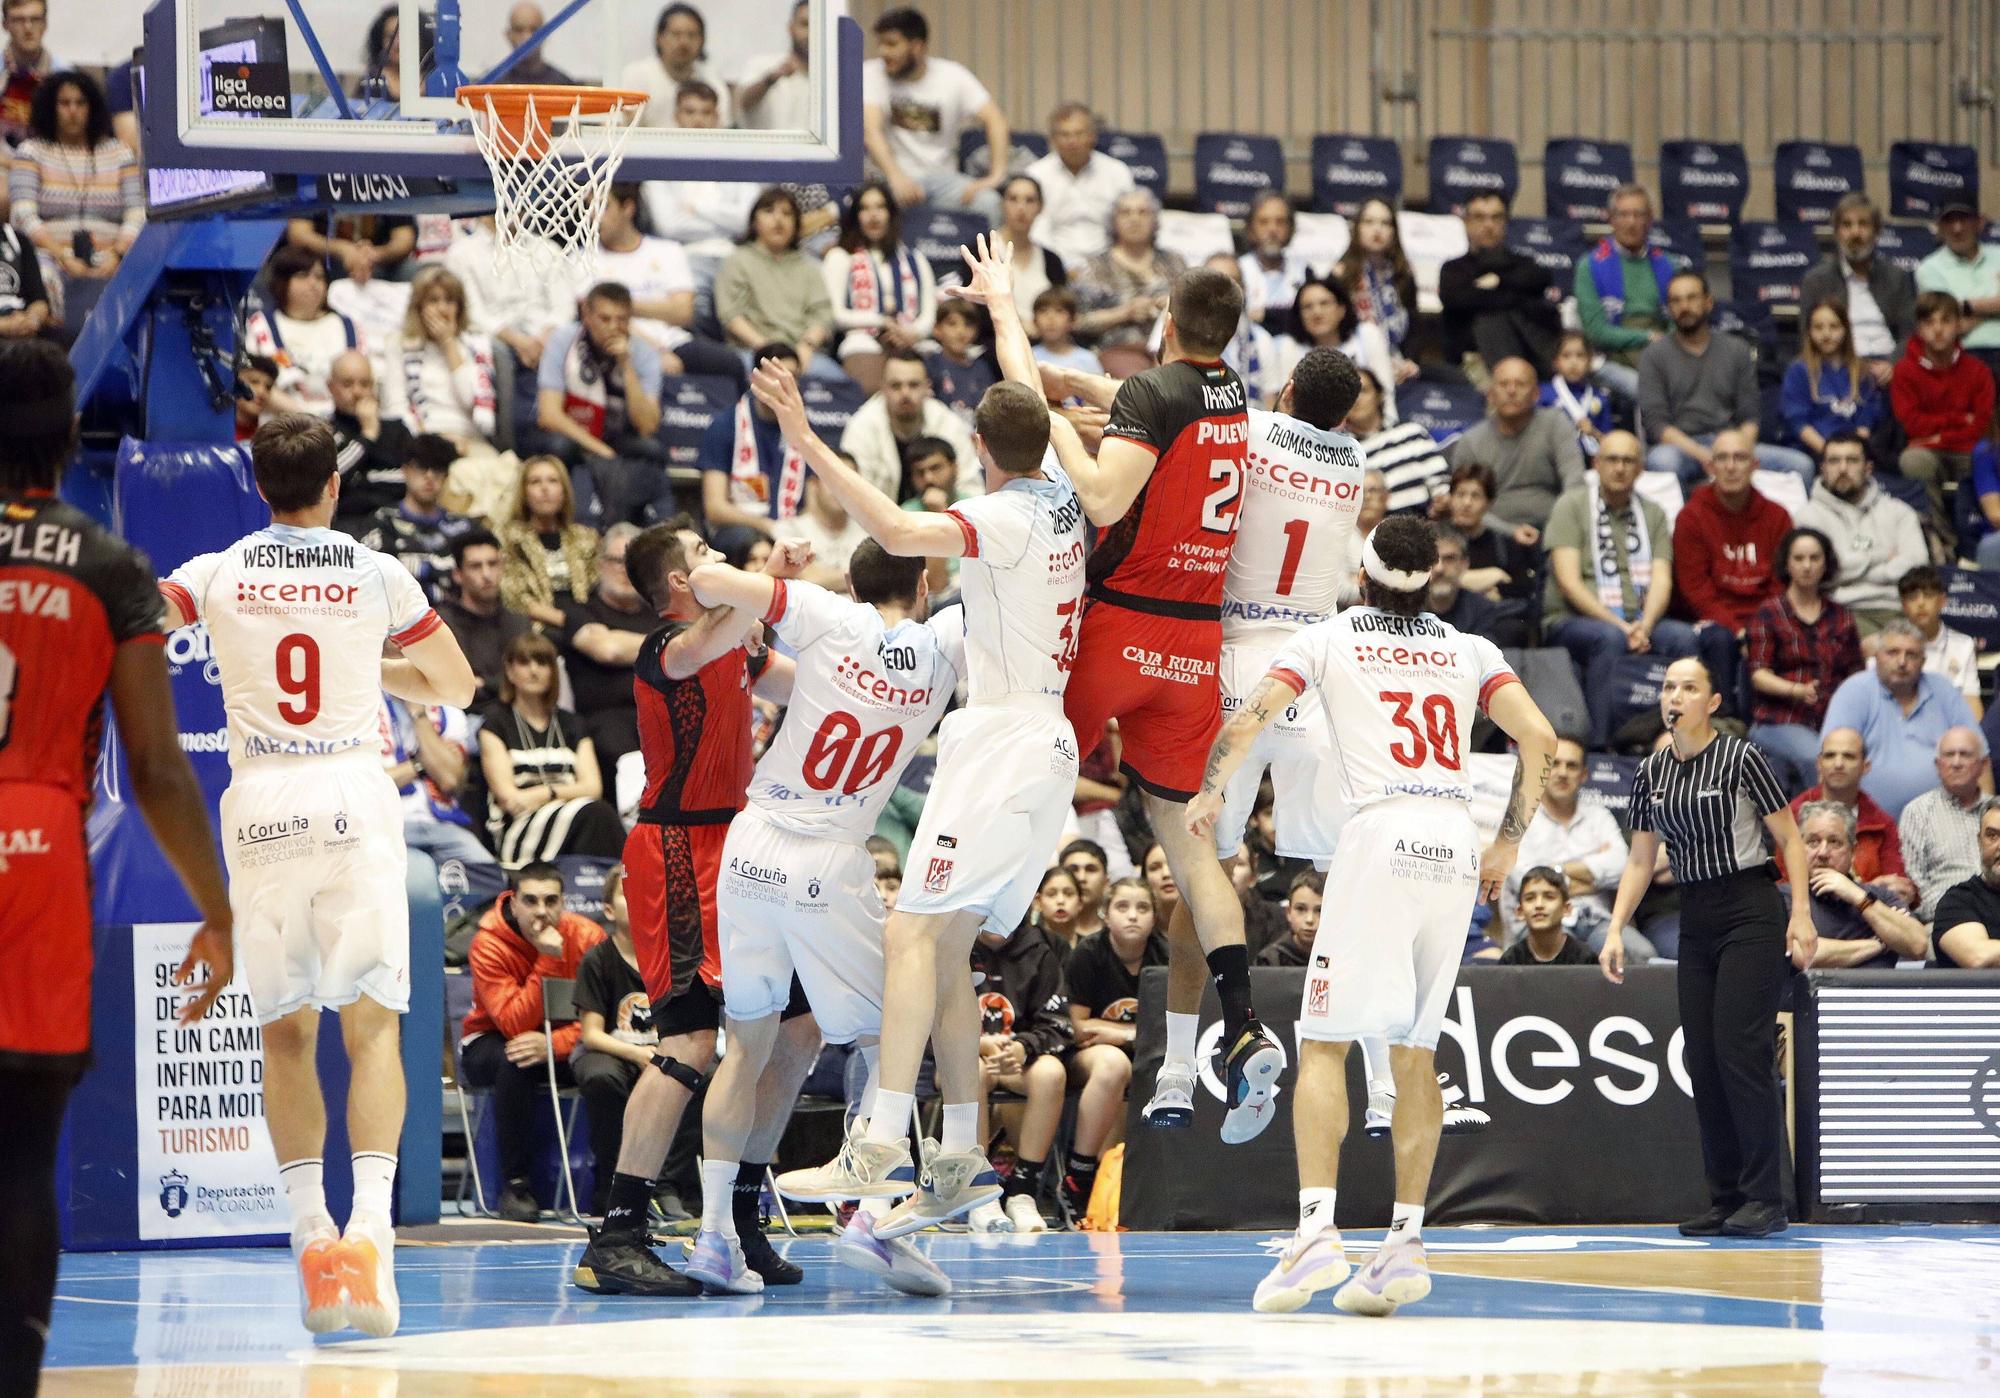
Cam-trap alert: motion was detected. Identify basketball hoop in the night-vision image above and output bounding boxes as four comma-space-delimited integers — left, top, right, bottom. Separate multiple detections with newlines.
456, 84, 649, 286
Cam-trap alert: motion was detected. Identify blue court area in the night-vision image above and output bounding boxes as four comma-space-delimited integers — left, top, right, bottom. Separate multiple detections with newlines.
41, 1225, 2000, 1394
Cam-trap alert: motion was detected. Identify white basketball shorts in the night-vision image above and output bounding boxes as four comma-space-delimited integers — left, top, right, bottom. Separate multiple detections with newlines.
1215, 634, 1344, 862
717, 808, 885, 1042
220, 750, 410, 1025
1297, 799, 1479, 1051
895, 698, 1079, 936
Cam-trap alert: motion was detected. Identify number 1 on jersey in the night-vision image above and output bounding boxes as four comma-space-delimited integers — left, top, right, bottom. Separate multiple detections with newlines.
1276, 519, 1309, 596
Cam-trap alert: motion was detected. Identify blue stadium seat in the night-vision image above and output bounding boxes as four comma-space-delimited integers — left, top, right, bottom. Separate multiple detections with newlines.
1582, 752, 1643, 825
653, 374, 737, 480
1543, 138, 1634, 221
906, 205, 991, 281
1876, 469, 1930, 518
1888, 141, 1979, 220
1941, 565, 2000, 652
957, 128, 1048, 178
1773, 140, 1864, 225
1395, 380, 1486, 442
1728, 221, 1820, 321
1097, 129, 1167, 200
1659, 139, 1750, 225
1193, 132, 1285, 219
1309, 133, 1403, 215
1646, 219, 1706, 273
1426, 135, 1519, 215
1874, 223, 1939, 277
1506, 217, 1589, 287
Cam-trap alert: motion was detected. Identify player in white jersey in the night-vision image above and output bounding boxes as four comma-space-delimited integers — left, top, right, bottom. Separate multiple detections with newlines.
158, 416, 476, 1340
747, 357, 1089, 1243
675, 540, 966, 1296
1189, 515, 1556, 1320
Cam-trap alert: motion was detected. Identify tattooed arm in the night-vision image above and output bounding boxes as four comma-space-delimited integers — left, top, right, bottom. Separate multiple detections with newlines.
1186, 674, 1300, 839
1477, 679, 1560, 902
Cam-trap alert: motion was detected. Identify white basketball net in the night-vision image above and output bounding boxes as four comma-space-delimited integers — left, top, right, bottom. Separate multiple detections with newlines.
460, 88, 644, 288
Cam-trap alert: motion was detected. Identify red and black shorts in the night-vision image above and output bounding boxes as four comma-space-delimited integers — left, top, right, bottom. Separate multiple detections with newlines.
0, 788, 91, 1066
1063, 601, 1223, 803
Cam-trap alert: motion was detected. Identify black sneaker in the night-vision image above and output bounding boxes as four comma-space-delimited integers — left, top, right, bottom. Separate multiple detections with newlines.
573, 1226, 702, 1296
738, 1227, 804, 1285
1719, 1201, 1788, 1238
1678, 1204, 1734, 1237
1220, 1022, 1285, 1145
498, 1177, 541, 1223
1059, 1173, 1093, 1229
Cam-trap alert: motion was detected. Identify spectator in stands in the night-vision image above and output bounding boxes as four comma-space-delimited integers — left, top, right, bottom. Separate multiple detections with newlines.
325, 350, 414, 531
594, 184, 741, 384
234, 355, 275, 442
1893, 290, 1997, 536
1788, 801, 1929, 967
1346, 368, 1449, 514
9, 71, 139, 317
498, 4, 573, 85
1640, 271, 1815, 488
1797, 432, 1929, 635
439, 529, 531, 706
1276, 273, 1396, 403
557, 522, 652, 770
1746, 527, 1862, 794
773, 476, 870, 588
1073, 189, 1186, 363
1066, 733, 1132, 879
1540, 331, 1612, 459
1029, 864, 1085, 951
1203, 252, 1287, 410
0, 211, 46, 337
500, 456, 598, 628
361, 434, 473, 598
535, 282, 669, 529
1062, 875, 1168, 1219
1933, 798, 2000, 967
698, 342, 806, 560
1032, 287, 1102, 377
1504, 736, 1633, 946
449, 214, 575, 419
717, 186, 837, 377
1574, 182, 1672, 400
1438, 190, 1562, 379
1436, 461, 1535, 603
822, 179, 936, 394
1800, 194, 1915, 386
383, 692, 490, 869
1823, 621, 1986, 818
1357, 468, 1388, 537
1447, 357, 1585, 534
246, 247, 365, 422
378, 268, 502, 514
622, 2, 733, 127
1142, 841, 1178, 929
461, 861, 606, 1221
478, 631, 626, 864
862, 5, 1008, 219
0, 0, 57, 150
927, 301, 999, 420
1429, 523, 1525, 646
1024, 103, 1133, 271
1899, 726, 1988, 920
572, 867, 659, 1216
1254, 871, 1324, 967
1917, 200, 2000, 382
737, 0, 812, 131
1237, 190, 1313, 327
641, 85, 760, 248
992, 173, 1069, 325
970, 912, 1073, 1233
1498, 867, 1598, 965
1545, 430, 1715, 748
1789, 726, 1913, 895
1672, 429, 1788, 690
358, 3, 430, 104
1781, 300, 1887, 460
1333, 197, 1422, 384
839, 347, 978, 500
1059, 839, 1112, 936
1880, 566, 1983, 719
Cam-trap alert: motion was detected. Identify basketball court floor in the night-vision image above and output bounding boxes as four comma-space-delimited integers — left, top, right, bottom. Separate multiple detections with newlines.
38, 1223, 2000, 1394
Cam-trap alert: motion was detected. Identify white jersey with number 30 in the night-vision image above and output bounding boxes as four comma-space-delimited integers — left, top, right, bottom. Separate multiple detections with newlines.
1268, 608, 1517, 813
1221, 410, 1367, 645
163, 524, 441, 768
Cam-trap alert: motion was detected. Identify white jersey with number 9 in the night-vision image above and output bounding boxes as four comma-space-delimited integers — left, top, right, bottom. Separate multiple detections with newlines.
1221, 409, 1367, 645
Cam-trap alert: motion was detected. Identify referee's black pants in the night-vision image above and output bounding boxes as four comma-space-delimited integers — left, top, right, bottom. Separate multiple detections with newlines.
1678, 870, 1791, 1210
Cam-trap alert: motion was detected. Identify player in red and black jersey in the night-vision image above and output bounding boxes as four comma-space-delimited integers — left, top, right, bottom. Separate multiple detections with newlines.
573, 518, 808, 1298
0, 342, 232, 1393
1036, 264, 1285, 1144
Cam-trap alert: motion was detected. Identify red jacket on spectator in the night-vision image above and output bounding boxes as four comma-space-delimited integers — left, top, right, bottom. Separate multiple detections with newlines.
462, 892, 605, 1060
1672, 482, 1789, 633
1890, 335, 1995, 454
1788, 785, 1907, 884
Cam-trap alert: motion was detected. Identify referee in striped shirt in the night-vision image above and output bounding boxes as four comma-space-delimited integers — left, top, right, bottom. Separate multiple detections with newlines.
1601, 657, 1816, 1239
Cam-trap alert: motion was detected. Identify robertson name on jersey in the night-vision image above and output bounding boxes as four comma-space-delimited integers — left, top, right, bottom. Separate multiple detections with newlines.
1222, 409, 1366, 641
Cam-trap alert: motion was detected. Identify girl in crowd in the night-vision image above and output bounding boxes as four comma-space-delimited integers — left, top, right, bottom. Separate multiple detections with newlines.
1030, 865, 1085, 952
244, 245, 364, 419
9, 70, 140, 321
1781, 299, 1886, 458
822, 179, 936, 394
476, 632, 626, 865
1744, 527, 1861, 794
500, 456, 599, 629
1331, 197, 1420, 384
992, 174, 1068, 327
1278, 274, 1397, 405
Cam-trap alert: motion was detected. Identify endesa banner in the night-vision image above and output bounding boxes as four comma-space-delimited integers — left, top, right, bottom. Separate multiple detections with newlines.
1121, 966, 1711, 1230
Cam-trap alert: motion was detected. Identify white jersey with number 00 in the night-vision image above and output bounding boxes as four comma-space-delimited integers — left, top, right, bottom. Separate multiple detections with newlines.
163, 524, 442, 768
750, 580, 965, 841
1268, 608, 1517, 813
1221, 410, 1367, 645
942, 453, 1088, 702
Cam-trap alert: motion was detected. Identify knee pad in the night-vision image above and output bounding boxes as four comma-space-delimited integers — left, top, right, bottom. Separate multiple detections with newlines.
649, 1054, 707, 1093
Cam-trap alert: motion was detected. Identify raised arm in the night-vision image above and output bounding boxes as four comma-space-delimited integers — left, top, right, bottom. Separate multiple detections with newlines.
1185, 673, 1301, 840
659, 540, 811, 680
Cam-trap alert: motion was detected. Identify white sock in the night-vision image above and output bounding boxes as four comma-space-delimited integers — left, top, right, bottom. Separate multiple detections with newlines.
280, 1159, 331, 1233
866, 1090, 914, 1147
1360, 1037, 1393, 1096
1164, 1011, 1199, 1070
1298, 1187, 1337, 1239
701, 1158, 740, 1240
349, 1152, 397, 1226
940, 1103, 978, 1154
1389, 1202, 1424, 1242
855, 1043, 881, 1125
861, 1196, 892, 1220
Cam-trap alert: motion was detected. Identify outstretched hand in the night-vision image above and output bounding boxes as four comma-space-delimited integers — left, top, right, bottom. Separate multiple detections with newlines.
949, 233, 1016, 308
174, 920, 235, 1025
749, 358, 812, 445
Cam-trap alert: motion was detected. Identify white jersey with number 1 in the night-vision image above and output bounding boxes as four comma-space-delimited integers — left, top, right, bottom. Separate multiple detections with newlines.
1221, 409, 1366, 645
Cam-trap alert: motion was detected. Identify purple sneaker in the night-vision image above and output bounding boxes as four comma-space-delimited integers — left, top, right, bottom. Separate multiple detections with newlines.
1334, 1237, 1430, 1316
685, 1228, 764, 1295
1252, 1229, 1350, 1313
834, 1210, 951, 1297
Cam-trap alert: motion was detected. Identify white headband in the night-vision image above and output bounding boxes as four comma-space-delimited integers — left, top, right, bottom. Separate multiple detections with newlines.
1361, 531, 1431, 591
